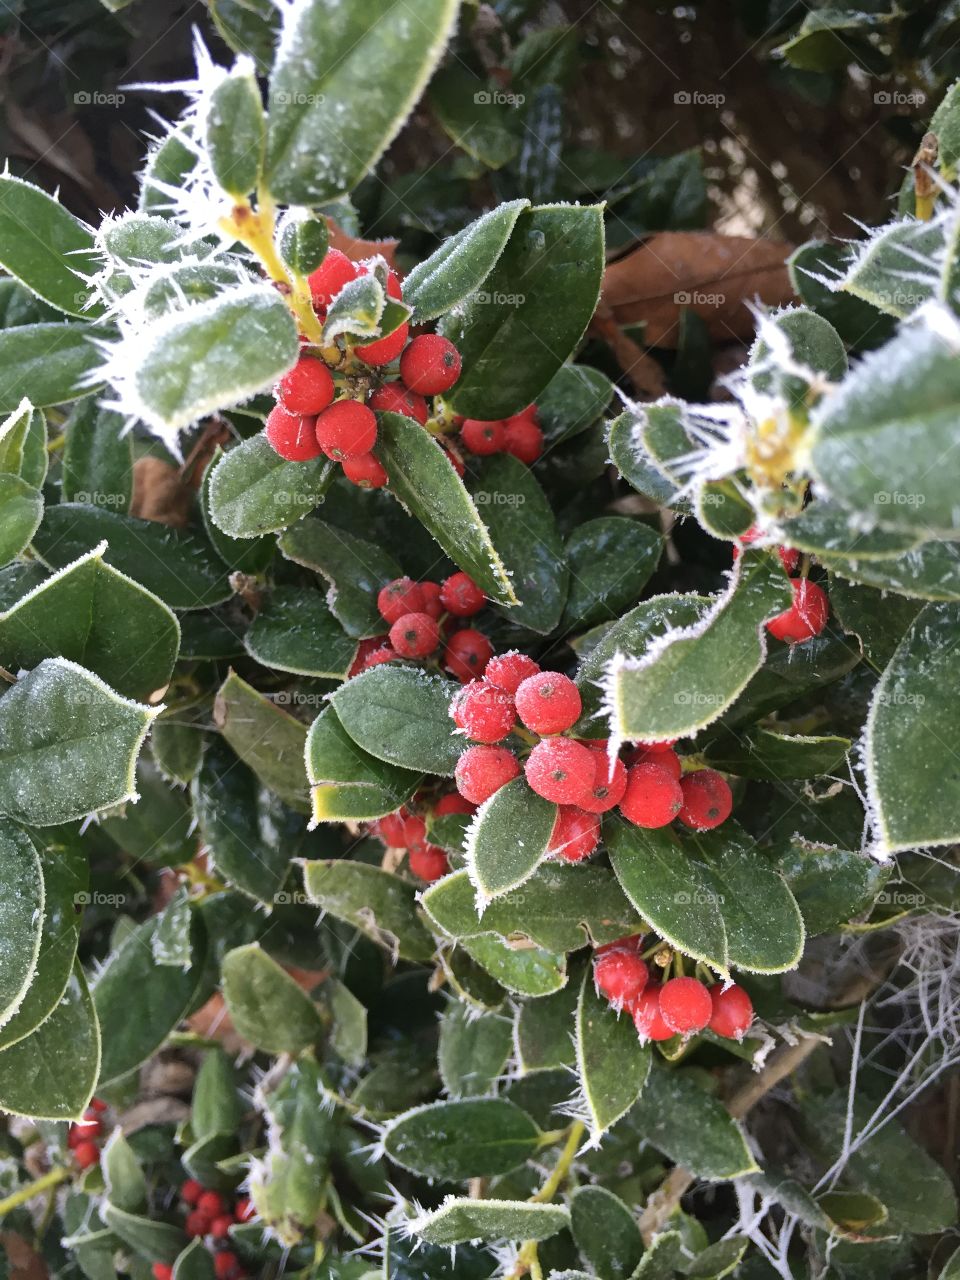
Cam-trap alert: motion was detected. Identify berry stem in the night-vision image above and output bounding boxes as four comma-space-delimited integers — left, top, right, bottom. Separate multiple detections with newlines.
0, 1166, 70, 1218
531, 1120, 584, 1202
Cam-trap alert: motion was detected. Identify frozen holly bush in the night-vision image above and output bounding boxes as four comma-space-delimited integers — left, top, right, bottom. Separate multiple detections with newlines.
0, 2, 958, 1278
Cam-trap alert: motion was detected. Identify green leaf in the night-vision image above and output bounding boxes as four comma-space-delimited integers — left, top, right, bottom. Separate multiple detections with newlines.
208, 434, 334, 538
0, 659, 158, 826
101, 1204, 186, 1266
682, 1238, 748, 1279
441, 204, 605, 419
777, 8, 893, 71
407, 1198, 569, 1246
429, 68, 520, 169
403, 200, 530, 323
607, 410, 683, 508
172, 1240, 216, 1280
213, 671, 309, 810
438, 1005, 512, 1099
561, 517, 661, 631
835, 218, 942, 318
576, 970, 650, 1140
102, 1128, 147, 1212
322, 272, 386, 342
469, 453, 568, 632
0, 823, 44, 1029
0, 176, 100, 316
99, 757, 194, 867
605, 554, 793, 741
0, 323, 101, 413
61, 400, 134, 512
306, 705, 420, 823
278, 518, 401, 638
94, 916, 201, 1085
264, 0, 460, 204
33, 504, 232, 611
538, 363, 614, 444
192, 1047, 242, 1141
0, 543, 179, 700
205, 65, 264, 199
788, 240, 896, 353
776, 840, 888, 935
748, 306, 847, 405
0, 962, 100, 1120
199, 449, 274, 575
460, 935, 567, 997
570, 1185, 643, 1280
331, 663, 462, 776
375, 412, 516, 606
181, 1132, 239, 1195
124, 285, 298, 434
515, 982, 578, 1071
152, 716, 204, 785
0, 399, 47, 489
384, 1224, 496, 1280
701, 726, 851, 781
866, 601, 960, 854
209, 0, 279, 75
821, 540, 960, 602
302, 859, 434, 962
631, 1066, 758, 1180
0, 471, 43, 564
466, 777, 557, 906
827, 577, 923, 671
777, 500, 921, 561
324, 979, 367, 1068
221, 943, 323, 1054
383, 1098, 540, 1180
245, 586, 356, 678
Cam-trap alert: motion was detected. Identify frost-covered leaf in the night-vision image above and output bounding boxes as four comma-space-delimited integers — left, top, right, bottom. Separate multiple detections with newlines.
213, 671, 309, 810
61, 399, 133, 512
331, 663, 462, 776
776, 841, 889, 935
0, 323, 101, 412
631, 1066, 757, 1180
438, 1004, 512, 1098
821, 540, 960, 602
244, 586, 356, 678
538, 362, 614, 444
515, 981, 578, 1072
208, 434, 334, 539
607, 410, 684, 508
702, 726, 851, 781
278, 518, 402, 638
102, 1128, 147, 1213
0, 472, 43, 565
407, 1197, 569, 1246
459, 935, 567, 997
0, 822, 44, 1030
306, 705, 420, 823
835, 217, 943, 318
0, 176, 100, 316
576, 969, 650, 1140
561, 517, 661, 631
101, 1204, 186, 1266
383, 1097, 540, 1180
204, 62, 264, 198
0, 398, 46, 489
172, 1240, 216, 1280
569, 1185, 643, 1280
302, 859, 434, 962
221, 943, 323, 1054
828, 577, 923, 671
466, 777, 557, 906
776, 501, 921, 560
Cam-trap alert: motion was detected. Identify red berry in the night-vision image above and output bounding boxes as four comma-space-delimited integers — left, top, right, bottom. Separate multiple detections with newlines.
633, 987, 674, 1042
361, 644, 395, 669
356, 321, 409, 366
265, 405, 322, 462
503, 416, 544, 465
341, 452, 388, 489
549, 806, 600, 863
578, 753, 628, 814
636, 739, 677, 753
455, 745, 520, 804
514, 672, 582, 735
484, 651, 540, 695
419, 581, 443, 619
234, 1198, 254, 1222
214, 1252, 242, 1280
678, 770, 732, 831
277, 356, 335, 415
443, 629, 493, 682
440, 571, 485, 617
461, 418, 505, 455
408, 844, 449, 882
349, 635, 388, 677
443, 443, 466, 476
766, 577, 828, 643
399, 334, 462, 395
596, 933, 644, 957
632, 747, 682, 781
152, 1266, 174, 1280
377, 809, 409, 847
197, 1191, 226, 1219
180, 1179, 203, 1206
89, 1098, 108, 1113
185, 1210, 211, 1238
315, 400, 377, 461
73, 1141, 100, 1170
659, 977, 712, 1035
451, 681, 516, 743
709, 984, 754, 1040
401, 812, 427, 846
377, 578, 425, 623
369, 381, 428, 425
525, 738, 596, 804
778, 546, 800, 574
389, 611, 440, 658
619, 762, 683, 828
594, 949, 649, 1007
210, 1215, 235, 1239
433, 793, 476, 817
308, 249, 359, 311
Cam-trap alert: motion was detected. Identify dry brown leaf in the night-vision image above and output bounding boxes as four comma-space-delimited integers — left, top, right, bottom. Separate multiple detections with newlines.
602, 231, 795, 349
328, 221, 398, 268
2, 1231, 47, 1279
130, 457, 193, 527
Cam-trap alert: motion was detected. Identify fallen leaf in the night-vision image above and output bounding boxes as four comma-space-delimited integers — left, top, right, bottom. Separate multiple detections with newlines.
328, 220, 398, 269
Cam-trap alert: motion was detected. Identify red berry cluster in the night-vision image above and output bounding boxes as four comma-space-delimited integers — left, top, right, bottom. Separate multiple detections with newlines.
593, 936, 754, 1044
152, 1181, 254, 1279
348, 574, 493, 681
372, 797, 477, 883
735, 527, 829, 645
67, 1097, 108, 1170
457, 404, 544, 464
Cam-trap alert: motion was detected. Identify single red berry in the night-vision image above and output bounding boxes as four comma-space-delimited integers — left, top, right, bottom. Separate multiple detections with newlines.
443, 443, 466, 477
419, 581, 443, 619
399, 333, 462, 394
619, 762, 683, 828
362, 645, 395, 670
277, 356, 335, 415
460, 418, 505, 455
180, 1179, 203, 1206
356, 321, 409, 366
73, 1141, 100, 1170
633, 987, 674, 1042
315, 400, 377, 461
578, 753, 628, 814
778, 546, 800, 574
369, 381, 428, 425
377, 809, 409, 847
265, 405, 322, 462
451, 680, 516, 743
440, 571, 485, 617
308, 248, 359, 311
503, 416, 544, 465
596, 933, 644, 957
443, 629, 493, 682
389, 611, 440, 658
678, 770, 733, 831
348, 635, 388, 677
214, 1252, 242, 1280
636, 739, 677, 753
525, 738, 596, 804
709, 984, 754, 1040
594, 949, 649, 1007
89, 1098, 108, 1113
234, 1198, 254, 1223
659, 977, 712, 1035
484, 651, 540, 695
632, 747, 682, 781
401, 812, 427, 846
549, 806, 600, 863
766, 578, 829, 644
455, 744, 520, 804
408, 844, 449, 882
377, 578, 425, 624
514, 671, 582, 735
185, 1210, 211, 1238
197, 1191, 226, 1219
210, 1215, 235, 1240
433, 793, 476, 817
341, 452, 388, 489
152, 1265, 174, 1280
